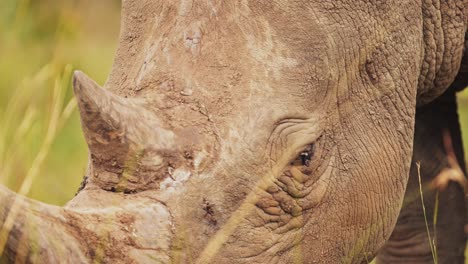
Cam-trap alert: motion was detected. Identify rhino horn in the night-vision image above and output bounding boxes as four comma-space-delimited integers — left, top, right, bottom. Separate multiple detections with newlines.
73, 71, 175, 167
73, 71, 144, 159
73, 70, 130, 151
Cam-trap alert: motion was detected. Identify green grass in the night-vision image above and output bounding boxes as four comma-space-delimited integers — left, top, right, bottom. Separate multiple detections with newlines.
459, 95, 468, 164
0, 0, 120, 205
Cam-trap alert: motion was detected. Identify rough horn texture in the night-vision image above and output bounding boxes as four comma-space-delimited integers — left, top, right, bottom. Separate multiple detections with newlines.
1, 0, 467, 263
73, 71, 179, 193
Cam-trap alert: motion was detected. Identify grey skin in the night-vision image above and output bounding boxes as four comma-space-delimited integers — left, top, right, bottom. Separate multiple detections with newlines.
0, 1, 467, 263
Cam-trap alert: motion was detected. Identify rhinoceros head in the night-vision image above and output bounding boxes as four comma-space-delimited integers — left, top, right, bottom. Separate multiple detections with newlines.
5, 1, 457, 263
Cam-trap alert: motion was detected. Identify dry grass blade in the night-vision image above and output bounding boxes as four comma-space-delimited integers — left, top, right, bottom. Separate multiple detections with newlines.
417, 162, 438, 264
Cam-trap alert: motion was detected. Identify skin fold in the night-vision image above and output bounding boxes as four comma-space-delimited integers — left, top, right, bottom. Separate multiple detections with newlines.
0, 1, 467, 263
377, 28, 468, 264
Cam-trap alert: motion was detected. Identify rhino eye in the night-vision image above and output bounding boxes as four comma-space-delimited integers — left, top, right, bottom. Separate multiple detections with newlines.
298, 144, 315, 167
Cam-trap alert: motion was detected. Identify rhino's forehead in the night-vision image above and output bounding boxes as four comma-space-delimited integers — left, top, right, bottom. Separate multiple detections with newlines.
105, 1, 336, 119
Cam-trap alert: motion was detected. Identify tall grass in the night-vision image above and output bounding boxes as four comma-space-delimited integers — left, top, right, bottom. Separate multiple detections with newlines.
416, 162, 438, 264
0, 0, 120, 205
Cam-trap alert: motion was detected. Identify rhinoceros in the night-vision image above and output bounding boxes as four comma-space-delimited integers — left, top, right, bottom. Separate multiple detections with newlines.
1, 1, 467, 263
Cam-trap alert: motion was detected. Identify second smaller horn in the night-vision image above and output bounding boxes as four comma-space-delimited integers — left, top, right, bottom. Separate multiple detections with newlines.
73, 71, 176, 192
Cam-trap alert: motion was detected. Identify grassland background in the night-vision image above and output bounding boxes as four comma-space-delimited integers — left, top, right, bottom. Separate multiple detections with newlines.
0, 0, 467, 260
0, 0, 121, 205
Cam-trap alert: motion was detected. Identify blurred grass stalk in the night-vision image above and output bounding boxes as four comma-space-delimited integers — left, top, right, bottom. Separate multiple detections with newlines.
0, 0, 122, 205
0, 0, 78, 195
0, 0, 122, 257
0, 65, 76, 256
0, 0, 83, 255
1, 65, 77, 195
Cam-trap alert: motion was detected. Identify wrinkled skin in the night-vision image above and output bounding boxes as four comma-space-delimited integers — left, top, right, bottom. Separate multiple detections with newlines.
378, 88, 467, 263
1, 1, 467, 263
